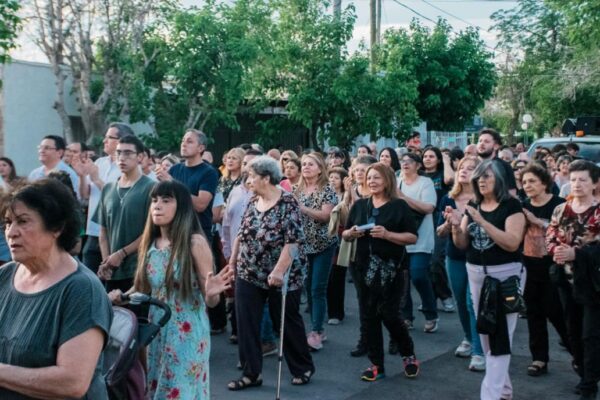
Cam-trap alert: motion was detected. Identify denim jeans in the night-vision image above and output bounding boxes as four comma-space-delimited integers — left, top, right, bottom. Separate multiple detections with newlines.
306, 244, 336, 332
403, 252, 439, 321
446, 257, 483, 356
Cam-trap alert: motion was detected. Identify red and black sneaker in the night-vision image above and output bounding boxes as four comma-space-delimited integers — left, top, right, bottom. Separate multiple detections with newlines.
403, 356, 420, 378
361, 365, 386, 382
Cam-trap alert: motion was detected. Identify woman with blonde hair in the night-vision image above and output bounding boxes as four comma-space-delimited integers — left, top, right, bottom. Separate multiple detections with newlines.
437, 156, 485, 371
294, 152, 338, 350
279, 150, 299, 173
218, 147, 245, 202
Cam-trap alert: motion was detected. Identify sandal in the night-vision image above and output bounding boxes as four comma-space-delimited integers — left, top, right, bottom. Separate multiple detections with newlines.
527, 361, 547, 377
291, 369, 314, 385
227, 375, 263, 391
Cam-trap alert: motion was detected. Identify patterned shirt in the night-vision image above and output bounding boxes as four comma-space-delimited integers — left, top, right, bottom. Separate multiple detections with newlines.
218, 175, 242, 203
294, 184, 339, 254
236, 191, 307, 291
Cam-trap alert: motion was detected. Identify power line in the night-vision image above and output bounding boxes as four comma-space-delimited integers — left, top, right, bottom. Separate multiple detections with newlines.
420, 0, 490, 33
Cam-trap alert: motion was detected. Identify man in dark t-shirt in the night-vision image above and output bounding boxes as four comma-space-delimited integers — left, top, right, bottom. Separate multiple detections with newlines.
157, 129, 218, 242
476, 128, 517, 194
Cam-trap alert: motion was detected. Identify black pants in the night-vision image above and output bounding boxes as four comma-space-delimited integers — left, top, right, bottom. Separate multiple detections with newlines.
430, 217, 452, 301
235, 278, 314, 379
362, 269, 415, 370
524, 262, 570, 362
580, 304, 600, 395
208, 233, 227, 331
82, 235, 102, 274
327, 264, 347, 320
349, 262, 367, 346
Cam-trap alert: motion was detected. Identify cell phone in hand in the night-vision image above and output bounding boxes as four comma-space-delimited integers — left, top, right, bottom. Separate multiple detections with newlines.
356, 222, 375, 231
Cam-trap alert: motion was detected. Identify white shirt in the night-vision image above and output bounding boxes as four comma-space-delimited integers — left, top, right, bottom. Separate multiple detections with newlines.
398, 175, 437, 254
86, 156, 122, 236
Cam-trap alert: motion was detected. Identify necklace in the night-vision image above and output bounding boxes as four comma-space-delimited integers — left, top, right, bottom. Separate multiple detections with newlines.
116, 176, 142, 205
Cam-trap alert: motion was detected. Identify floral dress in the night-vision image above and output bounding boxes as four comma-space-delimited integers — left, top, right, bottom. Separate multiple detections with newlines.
146, 244, 210, 400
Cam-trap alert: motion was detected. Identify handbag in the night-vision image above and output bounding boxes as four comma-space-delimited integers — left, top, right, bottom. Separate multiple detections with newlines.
475, 205, 526, 314
365, 254, 399, 289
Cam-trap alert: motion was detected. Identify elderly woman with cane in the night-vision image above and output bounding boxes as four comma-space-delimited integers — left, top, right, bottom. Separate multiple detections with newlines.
227, 156, 315, 391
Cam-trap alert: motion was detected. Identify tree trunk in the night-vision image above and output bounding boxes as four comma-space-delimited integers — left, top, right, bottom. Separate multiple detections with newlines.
370, 0, 377, 70
51, 64, 74, 142
333, 0, 341, 18
80, 105, 107, 141
376, 0, 382, 44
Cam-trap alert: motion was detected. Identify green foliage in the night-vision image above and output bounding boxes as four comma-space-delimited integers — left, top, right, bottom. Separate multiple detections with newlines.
380, 20, 496, 132
0, 0, 20, 64
491, 0, 600, 138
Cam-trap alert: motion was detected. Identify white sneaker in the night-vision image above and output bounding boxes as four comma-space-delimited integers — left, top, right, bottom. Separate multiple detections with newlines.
442, 298, 456, 313
423, 318, 439, 333
455, 340, 472, 358
328, 318, 341, 325
469, 355, 486, 372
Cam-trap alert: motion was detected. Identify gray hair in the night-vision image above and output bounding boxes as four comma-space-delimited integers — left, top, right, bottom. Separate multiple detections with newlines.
185, 129, 208, 146
471, 159, 511, 204
249, 155, 282, 185
109, 122, 135, 138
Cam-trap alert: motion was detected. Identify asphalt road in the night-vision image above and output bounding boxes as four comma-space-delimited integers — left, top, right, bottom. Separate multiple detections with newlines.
210, 279, 576, 400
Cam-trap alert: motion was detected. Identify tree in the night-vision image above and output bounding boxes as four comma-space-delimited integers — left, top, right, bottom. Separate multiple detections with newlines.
28, 0, 174, 142
379, 20, 496, 132
0, 0, 20, 65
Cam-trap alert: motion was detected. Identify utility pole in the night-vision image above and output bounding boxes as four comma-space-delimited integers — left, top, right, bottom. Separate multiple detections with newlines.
370, 0, 377, 69
333, 0, 342, 19
376, 0, 382, 44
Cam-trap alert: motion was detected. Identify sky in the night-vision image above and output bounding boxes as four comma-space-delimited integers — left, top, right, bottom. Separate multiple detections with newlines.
11, 0, 518, 63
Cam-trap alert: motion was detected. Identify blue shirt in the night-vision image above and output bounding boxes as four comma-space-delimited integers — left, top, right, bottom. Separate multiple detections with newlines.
29, 160, 80, 200
169, 161, 218, 240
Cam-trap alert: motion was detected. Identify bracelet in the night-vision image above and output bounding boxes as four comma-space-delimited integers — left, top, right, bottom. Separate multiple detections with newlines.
121, 248, 128, 257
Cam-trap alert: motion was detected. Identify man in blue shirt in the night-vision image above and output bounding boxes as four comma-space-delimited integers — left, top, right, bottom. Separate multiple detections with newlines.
156, 129, 218, 242
29, 135, 80, 199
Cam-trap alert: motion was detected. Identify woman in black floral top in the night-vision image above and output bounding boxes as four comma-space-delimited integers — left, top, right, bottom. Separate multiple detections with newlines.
293, 152, 338, 351
227, 156, 314, 391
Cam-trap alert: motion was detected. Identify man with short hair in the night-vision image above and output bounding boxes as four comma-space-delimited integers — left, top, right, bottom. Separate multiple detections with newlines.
498, 148, 515, 163
29, 135, 80, 198
567, 142, 580, 158
267, 148, 281, 160
476, 128, 517, 193
515, 142, 525, 154
74, 122, 133, 273
141, 147, 157, 181
464, 144, 478, 157
65, 142, 87, 166
96, 135, 155, 292
157, 129, 219, 242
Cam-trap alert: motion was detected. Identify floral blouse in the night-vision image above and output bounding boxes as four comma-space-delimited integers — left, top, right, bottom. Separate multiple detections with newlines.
294, 184, 338, 254
546, 201, 600, 280
236, 191, 307, 291
217, 175, 242, 203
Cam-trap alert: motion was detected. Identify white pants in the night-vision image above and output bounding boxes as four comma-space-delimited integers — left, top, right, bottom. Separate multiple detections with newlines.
467, 262, 526, 400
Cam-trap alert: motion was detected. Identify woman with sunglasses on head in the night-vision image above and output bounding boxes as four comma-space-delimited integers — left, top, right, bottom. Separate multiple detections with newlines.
512, 159, 528, 202
450, 159, 526, 400
279, 150, 299, 175
343, 162, 419, 382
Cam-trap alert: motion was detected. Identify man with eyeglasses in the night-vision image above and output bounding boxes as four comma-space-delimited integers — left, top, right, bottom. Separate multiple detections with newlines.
29, 135, 80, 199
95, 135, 154, 295
73, 122, 134, 273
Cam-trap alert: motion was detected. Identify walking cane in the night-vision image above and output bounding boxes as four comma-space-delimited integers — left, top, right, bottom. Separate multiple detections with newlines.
276, 246, 296, 400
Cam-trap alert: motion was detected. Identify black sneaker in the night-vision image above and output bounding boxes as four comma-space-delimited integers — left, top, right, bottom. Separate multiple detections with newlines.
350, 343, 368, 357
403, 356, 420, 378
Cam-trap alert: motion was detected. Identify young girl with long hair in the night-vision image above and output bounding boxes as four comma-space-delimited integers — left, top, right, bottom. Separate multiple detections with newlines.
109, 181, 233, 399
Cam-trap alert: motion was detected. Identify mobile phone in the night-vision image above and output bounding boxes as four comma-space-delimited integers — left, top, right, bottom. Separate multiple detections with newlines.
356, 222, 375, 231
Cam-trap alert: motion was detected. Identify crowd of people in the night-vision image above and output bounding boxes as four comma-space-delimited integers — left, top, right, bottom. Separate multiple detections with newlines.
0, 124, 599, 400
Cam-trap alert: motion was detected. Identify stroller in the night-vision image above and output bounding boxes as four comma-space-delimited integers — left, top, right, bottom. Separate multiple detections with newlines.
102, 293, 172, 400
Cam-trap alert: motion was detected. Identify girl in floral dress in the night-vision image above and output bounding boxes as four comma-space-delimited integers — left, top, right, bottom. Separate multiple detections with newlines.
109, 181, 234, 399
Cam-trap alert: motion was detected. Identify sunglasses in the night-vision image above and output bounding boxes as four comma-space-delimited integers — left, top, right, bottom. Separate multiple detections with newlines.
367, 207, 380, 225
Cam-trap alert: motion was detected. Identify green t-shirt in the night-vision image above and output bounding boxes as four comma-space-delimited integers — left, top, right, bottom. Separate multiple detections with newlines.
95, 175, 154, 280
0, 261, 113, 399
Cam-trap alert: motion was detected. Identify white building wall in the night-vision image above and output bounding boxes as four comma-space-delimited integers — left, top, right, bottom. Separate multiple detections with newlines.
1, 60, 69, 176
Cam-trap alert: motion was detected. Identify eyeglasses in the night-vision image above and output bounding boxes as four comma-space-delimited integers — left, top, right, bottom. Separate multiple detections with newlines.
37, 145, 57, 151
105, 135, 120, 140
513, 165, 525, 171
281, 157, 290, 162
478, 173, 495, 181
401, 159, 415, 164
367, 207, 380, 225
116, 150, 138, 158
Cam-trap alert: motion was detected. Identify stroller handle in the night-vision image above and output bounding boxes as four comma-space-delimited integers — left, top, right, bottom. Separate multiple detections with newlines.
121, 292, 172, 328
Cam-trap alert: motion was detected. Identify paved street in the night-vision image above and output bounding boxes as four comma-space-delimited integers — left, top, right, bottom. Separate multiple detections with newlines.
211, 280, 575, 400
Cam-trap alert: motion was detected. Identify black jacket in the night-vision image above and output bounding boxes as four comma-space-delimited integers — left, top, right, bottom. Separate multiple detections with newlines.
476, 275, 511, 356
574, 243, 600, 305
